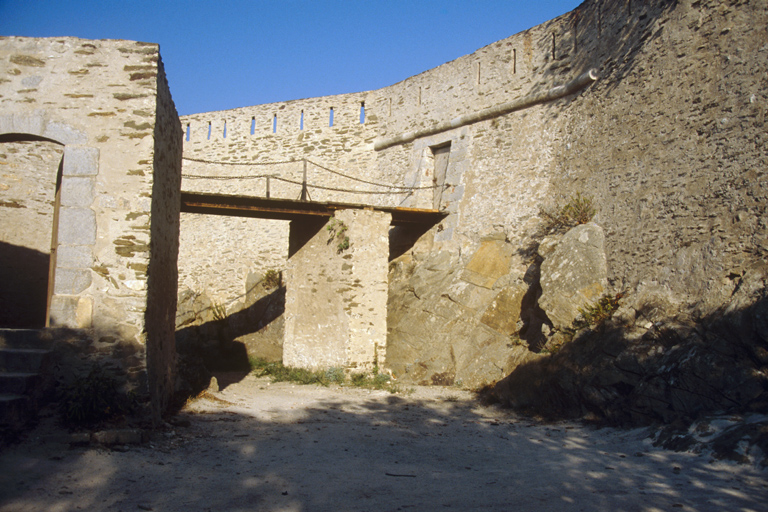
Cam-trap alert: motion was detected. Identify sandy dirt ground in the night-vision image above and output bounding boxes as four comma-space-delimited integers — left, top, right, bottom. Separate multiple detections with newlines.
1, 374, 766, 512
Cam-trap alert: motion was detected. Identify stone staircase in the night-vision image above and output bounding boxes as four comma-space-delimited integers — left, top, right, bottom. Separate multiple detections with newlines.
0, 329, 54, 439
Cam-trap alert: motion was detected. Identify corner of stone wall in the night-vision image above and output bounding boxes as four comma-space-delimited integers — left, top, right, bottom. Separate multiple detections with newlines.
144, 55, 183, 422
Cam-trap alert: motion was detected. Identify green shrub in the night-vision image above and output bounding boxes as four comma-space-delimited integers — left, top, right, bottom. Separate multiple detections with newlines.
58, 365, 136, 427
541, 193, 597, 234
263, 269, 281, 289
324, 367, 346, 385
249, 356, 402, 392
573, 293, 623, 330
327, 218, 351, 253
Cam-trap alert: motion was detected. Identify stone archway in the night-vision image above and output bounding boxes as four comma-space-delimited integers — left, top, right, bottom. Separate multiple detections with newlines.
0, 136, 63, 327
0, 120, 99, 330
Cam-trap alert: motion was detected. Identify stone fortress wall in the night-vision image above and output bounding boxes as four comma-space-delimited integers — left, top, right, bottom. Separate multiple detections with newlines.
0, 37, 182, 418
178, 0, 768, 386
177, 0, 594, 303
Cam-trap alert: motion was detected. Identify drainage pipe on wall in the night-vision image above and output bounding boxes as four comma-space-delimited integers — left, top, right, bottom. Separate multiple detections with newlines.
373, 68, 599, 151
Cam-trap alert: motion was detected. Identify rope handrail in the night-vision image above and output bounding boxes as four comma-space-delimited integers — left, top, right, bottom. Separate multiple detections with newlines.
182, 156, 297, 166
181, 157, 444, 192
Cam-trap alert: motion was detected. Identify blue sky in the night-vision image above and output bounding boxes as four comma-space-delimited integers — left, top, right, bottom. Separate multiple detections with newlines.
2, 1, 582, 116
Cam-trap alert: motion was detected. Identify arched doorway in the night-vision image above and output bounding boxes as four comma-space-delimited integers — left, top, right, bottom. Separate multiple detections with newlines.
0, 135, 63, 328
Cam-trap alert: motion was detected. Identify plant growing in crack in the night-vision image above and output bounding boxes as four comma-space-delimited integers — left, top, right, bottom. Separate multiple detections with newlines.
327, 218, 350, 253
540, 192, 597, 235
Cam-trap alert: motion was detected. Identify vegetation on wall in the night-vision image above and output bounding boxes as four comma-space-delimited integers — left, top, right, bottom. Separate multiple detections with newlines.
263, 269, 281, 289
327, 218, 350, 253
540, 193, 597, 235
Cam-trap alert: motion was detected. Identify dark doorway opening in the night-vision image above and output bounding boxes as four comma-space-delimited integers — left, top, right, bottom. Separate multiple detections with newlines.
0, 138, 63, 328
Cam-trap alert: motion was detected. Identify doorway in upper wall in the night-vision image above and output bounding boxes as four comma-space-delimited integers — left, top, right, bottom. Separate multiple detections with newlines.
431, 142, 450, 210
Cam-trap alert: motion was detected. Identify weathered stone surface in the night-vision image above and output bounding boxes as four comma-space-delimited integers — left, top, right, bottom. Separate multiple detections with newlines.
53, 268, 92, 295
1, 37, 182, 421
284, 209, 390, 371
57, 245, 93, 269
461, 239, 514, 289
480, 284, 527, 336
62, 146, 99, 176
538, 223, 608, 330
490, 267, 768, 426
60, 177, 94, 208
387, 242, 537, 387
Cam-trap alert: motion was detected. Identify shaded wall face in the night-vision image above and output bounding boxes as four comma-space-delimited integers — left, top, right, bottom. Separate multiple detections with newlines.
145, 57, 183, 421
0, 140, 62, 327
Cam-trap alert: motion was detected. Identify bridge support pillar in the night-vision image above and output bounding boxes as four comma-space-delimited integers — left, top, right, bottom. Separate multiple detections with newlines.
284, 209, 391, 372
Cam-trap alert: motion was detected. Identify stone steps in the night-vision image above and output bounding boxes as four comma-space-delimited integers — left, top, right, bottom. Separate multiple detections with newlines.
0, 329, 54, 440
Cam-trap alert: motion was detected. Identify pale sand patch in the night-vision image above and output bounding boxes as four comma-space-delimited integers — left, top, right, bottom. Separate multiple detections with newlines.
1, 374, 766, 512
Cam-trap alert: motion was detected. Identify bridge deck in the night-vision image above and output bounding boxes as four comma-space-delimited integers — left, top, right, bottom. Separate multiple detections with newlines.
180, 191, 446, 226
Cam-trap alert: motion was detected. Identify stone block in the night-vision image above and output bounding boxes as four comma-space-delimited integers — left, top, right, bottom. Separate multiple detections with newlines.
53, 268, 92, 294
0, 112, 44, 136
57, 207, 96, 245
480, 284, 527, 335
461, 239, 513, 289
60, 176, 94, 207
63, 146, 99, 176
538, 223, 608, 331
44, 122, 87, 145
56, 245, 93, 269
49, 295, 92, 328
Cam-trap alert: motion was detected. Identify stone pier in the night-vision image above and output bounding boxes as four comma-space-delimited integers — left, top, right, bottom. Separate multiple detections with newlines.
283, 209, 390, 371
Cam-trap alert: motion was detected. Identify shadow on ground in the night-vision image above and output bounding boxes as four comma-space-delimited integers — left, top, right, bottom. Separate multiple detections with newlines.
1, 382, 766, 512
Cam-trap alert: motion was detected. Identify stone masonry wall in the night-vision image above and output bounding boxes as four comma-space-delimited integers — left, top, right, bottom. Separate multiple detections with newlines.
179, 91, 382, 304
0, 37, 182, 416
283, 210, 390, 371
0, 140, 62, 327
179, 0, 767, 387
145, 57, 183, 419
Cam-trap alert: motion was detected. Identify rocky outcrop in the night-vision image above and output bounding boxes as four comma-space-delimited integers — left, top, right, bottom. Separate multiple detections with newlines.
386, 236, 541, 388
489, 263, 768, 426
538, 223, 608, 330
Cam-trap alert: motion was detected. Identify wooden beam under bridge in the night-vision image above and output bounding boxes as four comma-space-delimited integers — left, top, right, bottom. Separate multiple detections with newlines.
180, 191, 447, 227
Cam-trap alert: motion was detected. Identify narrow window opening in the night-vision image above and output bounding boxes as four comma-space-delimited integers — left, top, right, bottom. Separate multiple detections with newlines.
477, 62, 481, 85
223, 120, 227, 139
359, 103, 365, 124
300, 110, 304, 130
573, 18, 578, 53
598, 6, 602, 36
273, 114, 277, 133
185, 123, 190, 141
418, 87, 422, 106
512, 49, 517, 74
250, 117, 255, 135
552, 33, 556, 60
207, 121, 211, 140
329, 107, 334, 127
388, 98, 392, 116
